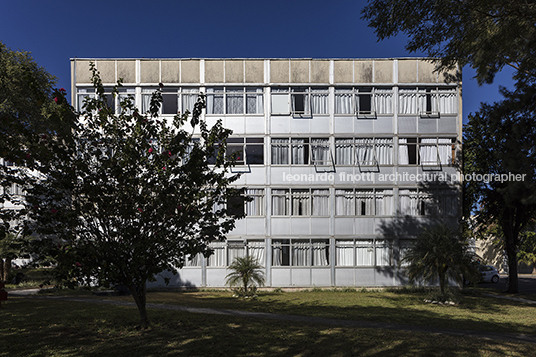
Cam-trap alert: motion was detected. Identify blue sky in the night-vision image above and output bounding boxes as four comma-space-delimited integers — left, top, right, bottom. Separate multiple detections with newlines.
1, 0, 515, 123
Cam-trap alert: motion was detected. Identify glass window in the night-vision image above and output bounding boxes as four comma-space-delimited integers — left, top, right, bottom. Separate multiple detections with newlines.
335, 239, 393, 267
206, 87, 264, 114
272, 239, 329, 267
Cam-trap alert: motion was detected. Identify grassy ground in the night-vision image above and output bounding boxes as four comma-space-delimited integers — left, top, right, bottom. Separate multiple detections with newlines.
1, 295, 535, 357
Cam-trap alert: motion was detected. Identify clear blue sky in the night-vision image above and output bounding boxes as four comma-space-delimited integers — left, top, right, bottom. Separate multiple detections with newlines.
1, 0, 515, 123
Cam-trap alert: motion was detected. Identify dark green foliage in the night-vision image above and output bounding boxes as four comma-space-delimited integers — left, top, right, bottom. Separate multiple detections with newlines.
225, 255, 265, 297
403, 224, 477, 296
25, 63, 242, 326
464, 82, 536, 293
361, 0, 536, 83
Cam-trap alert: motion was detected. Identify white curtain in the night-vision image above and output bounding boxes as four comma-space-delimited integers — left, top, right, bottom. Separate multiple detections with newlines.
291, 139, 308, 164
356, 240, 374, 266
355, 138, 375, 166
438, 138, 454, 165
291, 190, 310, 216
272, 189, 289, 215
335, 138, 354, 165
335, 89, 353, 114
184, 253, 201, 267
311, 138, 331, 165
226, 88, 243, 114
311, 88, 329, 114
336, 240, 354, 266
399, 189, 419, 216
272, 241, 283, 266
228, 242, 246, 265
374, 88, 393, 114
375, 138, 392, 165
356, 190, 375, 215
399, 89, 417, 114
182, 88, 198, 114
419, 138, 439, 165
398, 138, 409, 165
246, 88, 264, 114
312, 190, 329, 216
271, 139, 289, 165
312, 240, 329, 266
141, 92, 152, 113
375, 190, 393, 216
245, 189, 264, 216
335, 189, 355, 216
248, 241, 265, 266
206, 88, 224, 114
208, 243, 226, 266
117, 93, 134, 114
438, 88, 456, 114
375, 241, 391, 266
292, 241, 311, 266
291, 89, 310, 114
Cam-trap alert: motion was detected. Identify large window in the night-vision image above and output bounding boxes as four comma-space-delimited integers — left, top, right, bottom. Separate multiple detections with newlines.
271, 137, 331, 165
335, 138, 393, 166
335, 87, 393, 115
271, 188, 330, 216
398, 138, 455, 166
206, 87, 264, 114
271, 87, 329, 116
335, 188, 393, 216
141, 87, 199, 115
336, 239, 392, 267
272, 239, 329, 267
225, 137, 264, 165
398, 87, 457, 115
207, 240, 266, 267
399, 188, 458, 216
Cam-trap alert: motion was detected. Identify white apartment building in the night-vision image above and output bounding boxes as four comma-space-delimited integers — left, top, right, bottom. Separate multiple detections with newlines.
71, 58, 462, 287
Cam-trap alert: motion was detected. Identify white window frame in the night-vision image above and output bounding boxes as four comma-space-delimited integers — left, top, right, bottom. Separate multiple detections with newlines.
206, 86, 264, 115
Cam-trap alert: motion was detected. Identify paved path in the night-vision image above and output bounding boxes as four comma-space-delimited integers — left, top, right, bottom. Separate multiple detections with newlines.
8, 290, 536, 345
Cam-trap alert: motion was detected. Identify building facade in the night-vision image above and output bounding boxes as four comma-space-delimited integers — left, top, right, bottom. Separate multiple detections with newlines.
71, 58, 462, 287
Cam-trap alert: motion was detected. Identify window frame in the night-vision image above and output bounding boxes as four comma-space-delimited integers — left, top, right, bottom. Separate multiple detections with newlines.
206, 86, 264, 115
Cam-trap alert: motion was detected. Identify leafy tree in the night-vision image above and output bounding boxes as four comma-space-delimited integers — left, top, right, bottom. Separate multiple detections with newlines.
361, 0, 536, 83
464, 82, 536, 293
0, 42, 76, 273
225, 255, 265, 297
26, 64, 242, 327
403, 224, 477, 295
518, 231, 536, 274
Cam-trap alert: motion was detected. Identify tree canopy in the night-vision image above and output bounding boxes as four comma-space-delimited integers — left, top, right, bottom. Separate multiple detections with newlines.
361, 0, 536, 83
463, 81, 536, 293
26, 64, 243, 326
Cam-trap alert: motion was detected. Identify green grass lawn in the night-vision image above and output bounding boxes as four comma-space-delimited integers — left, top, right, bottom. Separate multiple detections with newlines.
2, 288, 535, 356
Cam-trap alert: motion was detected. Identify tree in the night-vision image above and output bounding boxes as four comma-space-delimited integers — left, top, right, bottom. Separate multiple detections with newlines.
518, 231, 536, 274
464, 82, 536, 293
225, 256, 265, 297
361, 0, 536, 83
26, 64, 243, 327
403, 224, 477, 295
0, 42, 76, 273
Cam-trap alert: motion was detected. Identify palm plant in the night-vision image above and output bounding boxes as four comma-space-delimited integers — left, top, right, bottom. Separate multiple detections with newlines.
403, 224, 477, 296
225, 255, 265, 296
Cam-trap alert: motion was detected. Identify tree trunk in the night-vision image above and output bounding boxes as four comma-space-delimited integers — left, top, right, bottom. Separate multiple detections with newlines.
0, 258, 4, 282
504, 230, 519, 293
3, 258, 11, 283
129, 283, 149, 328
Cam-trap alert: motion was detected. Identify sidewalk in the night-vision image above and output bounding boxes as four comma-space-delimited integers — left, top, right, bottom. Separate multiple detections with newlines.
9, 290, 536, 345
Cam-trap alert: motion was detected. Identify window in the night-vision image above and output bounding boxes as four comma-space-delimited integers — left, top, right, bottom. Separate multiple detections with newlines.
76, 88, 95, 112
272, 239, 329, 267
206, 240, 266, 267
225, 137, 264, 165
271, 87, 329, 116
335, 188, 393, 216
141, 87, 199, 115
399, 188, 458, 216
335, 239, 393, 267
117, 88, 136, 114
271, 137, 332, 165
335, 87, 393, 115
206, 87, 263, 114
335, 138, 393, 166
271, 188, 329, 216
245, 189, 265, 216
398, 87, 457, 115
398, 138, 455, 166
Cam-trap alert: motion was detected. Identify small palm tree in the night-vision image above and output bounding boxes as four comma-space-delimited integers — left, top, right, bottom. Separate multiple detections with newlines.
225, 256, 265, 296
404, 224, 477, 296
